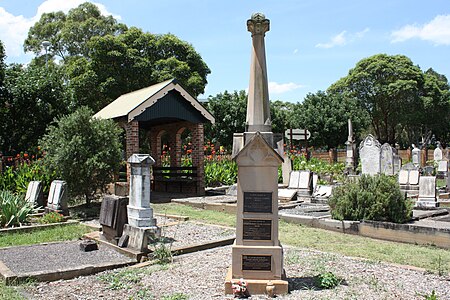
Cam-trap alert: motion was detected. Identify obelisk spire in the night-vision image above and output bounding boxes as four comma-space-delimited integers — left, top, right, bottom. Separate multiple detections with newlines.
246, 13, 271, 133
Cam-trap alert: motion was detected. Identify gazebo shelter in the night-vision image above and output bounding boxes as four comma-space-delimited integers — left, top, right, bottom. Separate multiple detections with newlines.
94, 79, 215, 195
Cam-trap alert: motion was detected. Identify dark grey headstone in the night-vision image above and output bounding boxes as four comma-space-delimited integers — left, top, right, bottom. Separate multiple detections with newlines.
118, 234, 129, 248
79, 240, 98, 252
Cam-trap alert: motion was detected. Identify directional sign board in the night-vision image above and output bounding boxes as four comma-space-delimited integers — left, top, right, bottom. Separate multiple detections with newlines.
285, 128, 311, 140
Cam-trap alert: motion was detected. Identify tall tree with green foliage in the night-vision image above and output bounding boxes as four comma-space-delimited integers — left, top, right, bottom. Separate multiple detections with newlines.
40, 107, 123, 204
24, 2, 126, 62
328, 54, 448, 144
295, 91, 369, 149
72, 27, 210, 110
270, 100, 297, 134
205, 90, 247, 149
1, 64, 71, 154
24, 3, 210, 112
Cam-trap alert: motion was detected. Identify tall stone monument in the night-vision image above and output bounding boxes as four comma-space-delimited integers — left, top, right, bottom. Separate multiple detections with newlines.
121, 154, 159, 252
225, 13, 288, 296
345, 119, 356, 174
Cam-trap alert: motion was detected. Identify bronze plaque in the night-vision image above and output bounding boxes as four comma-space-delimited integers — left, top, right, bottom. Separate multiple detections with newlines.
243, 219, 272, 240
242, 255, 272, 271
243, 192, 272, 213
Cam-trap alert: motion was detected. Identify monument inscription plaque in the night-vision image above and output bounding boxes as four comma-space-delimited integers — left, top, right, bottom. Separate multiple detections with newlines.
242, 255, 272, 271
243, 192, 272, 213
243, 219, 272, 240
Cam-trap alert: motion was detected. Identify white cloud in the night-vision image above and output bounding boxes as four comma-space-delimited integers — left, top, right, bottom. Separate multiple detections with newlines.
293, 48, 299, 54
316, 28, 370, 49
316, 30, 347, 48
0, 0, 120, 59
268, 82, 303, 94
391, 15, 450, 45
0, 7, 35, 58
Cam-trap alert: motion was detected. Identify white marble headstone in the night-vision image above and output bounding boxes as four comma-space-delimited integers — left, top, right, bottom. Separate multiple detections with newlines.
409, 170, 420, 185
47, 180, 68, 213
298, 171, 311, 189
412, 148, 421, 166
418, 176, 436, 198
288, 171, 300, 189
438, 160, 448, 173
398, 170, 409, 185
25, 181, 44, 207
359, 135, 381, 175
434, 147, 443, 162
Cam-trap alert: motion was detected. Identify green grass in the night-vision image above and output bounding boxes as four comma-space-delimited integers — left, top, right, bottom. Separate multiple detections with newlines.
0, 224, 92, 248
153, 203, 450, 273
153, 203, 236, 227
0, 282, 24, 300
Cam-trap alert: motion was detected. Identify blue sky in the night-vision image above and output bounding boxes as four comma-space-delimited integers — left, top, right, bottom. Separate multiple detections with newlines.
1, 0, 449, 103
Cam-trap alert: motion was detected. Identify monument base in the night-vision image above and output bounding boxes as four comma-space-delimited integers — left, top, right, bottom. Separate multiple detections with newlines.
224, 268, 288, 296
121, 224, 160, 252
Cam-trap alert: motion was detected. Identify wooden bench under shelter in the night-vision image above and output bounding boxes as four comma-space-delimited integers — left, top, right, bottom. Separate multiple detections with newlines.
152, 166, 198, 193
94, 78, 215, 196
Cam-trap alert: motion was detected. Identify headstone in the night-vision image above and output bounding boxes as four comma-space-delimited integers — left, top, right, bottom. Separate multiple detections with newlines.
437, 160, 449, 178
409, 170, 420, 185
398, 170, 409, 185
127, 154, 156, 228
417, 176, 437, 207
359, 135, 381, 175
278, 189, 297, 202
79, 240, 98, 252
412, 144, 421, 167
312, 173, 318, 193
434, 142, 443, 162
402, 162, 418, 171
393, 154, 402, 174
423, 166, 435, 176
298, 171, 312, 196
99, 195, 128, 244
380, 143, 394, 175
25, 181, 44, 207
226, 13, 288, 296
312, 185, 333, 204
288, 171, 300, 189
121, 154, 160, 252
46, 180, 68, 215
226, 184, 238, 196
281, 154, 292, 186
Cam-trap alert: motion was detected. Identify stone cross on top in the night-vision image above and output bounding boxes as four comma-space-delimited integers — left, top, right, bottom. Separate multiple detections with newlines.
246, 13, 271, 133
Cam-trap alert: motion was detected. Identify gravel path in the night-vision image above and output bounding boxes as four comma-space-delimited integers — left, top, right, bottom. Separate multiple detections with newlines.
156, 221, 235, 249
0, 241, 133, 274
20, 245, 450, 300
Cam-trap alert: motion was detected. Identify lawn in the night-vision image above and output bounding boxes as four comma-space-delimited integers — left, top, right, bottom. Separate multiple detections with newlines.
154, 203, 450, 273
0, 224, 93, 248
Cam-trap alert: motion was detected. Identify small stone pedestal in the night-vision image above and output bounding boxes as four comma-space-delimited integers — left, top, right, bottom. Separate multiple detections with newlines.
121, 154, 159, 252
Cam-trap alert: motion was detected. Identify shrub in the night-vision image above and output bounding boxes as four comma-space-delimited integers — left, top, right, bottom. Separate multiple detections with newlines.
37, 212, 64, 224
0, 190, 34, 227
314, 271, 340, 289
329, 174, 412, 223
40, 107, 123, 204
204, 157, 237, 187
